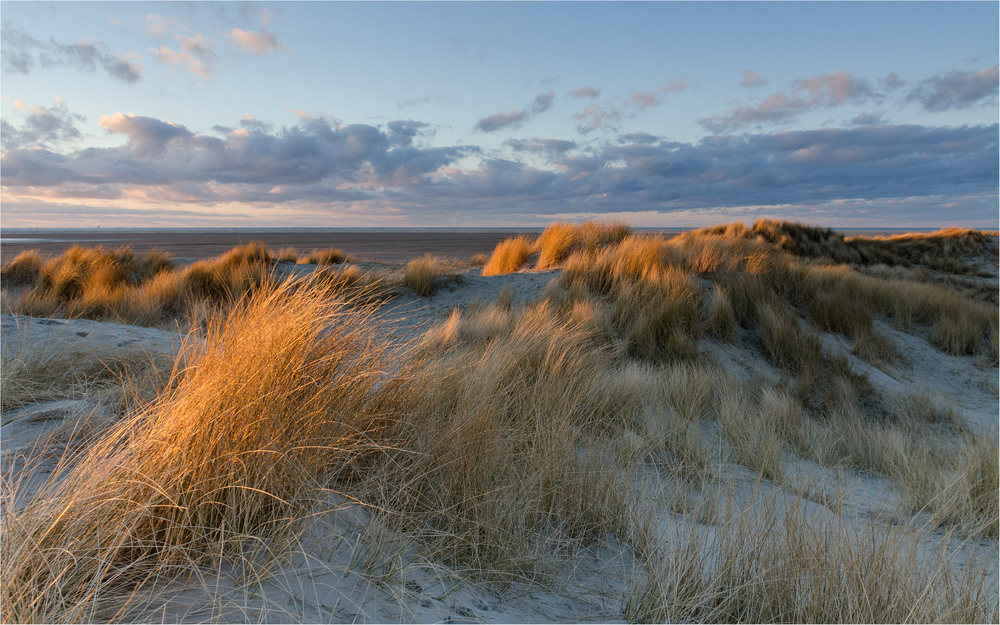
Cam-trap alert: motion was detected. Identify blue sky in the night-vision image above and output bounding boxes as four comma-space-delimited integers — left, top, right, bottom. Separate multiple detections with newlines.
1, 1, 997, 228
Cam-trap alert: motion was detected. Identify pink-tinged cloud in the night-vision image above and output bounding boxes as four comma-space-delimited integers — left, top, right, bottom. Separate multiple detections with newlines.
792, 71, 874, 105
740, 70, 767, 88
152, 48, 206, 78
144, 14, 184, 38
631, 91, 659, 110
700, 71, 878, 132
229, 28, 285, 54
575, 79, 691, 133
658, 77, 692, 94
568, 86, 601, 99
573, 103, 623, 133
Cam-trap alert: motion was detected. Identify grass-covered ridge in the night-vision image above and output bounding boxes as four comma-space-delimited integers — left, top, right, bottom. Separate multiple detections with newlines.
2, 220, 997, 623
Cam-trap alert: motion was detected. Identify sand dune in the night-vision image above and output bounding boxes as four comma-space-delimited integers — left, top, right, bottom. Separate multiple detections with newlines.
2, 221, 997, 623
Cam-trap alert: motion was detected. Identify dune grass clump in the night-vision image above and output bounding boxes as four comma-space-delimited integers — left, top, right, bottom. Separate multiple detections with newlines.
181, 241, 276, 303
0, 250, 44, 287
403, 254, 442, 297
0, 282, 409, 623
275, 246, 300, 262
535, 221, 633, 270
388, 300, 640, 577
1, 246, 179, 326
611, 266, 704, 362
301, 248, 347, 265
720, 219, 998, 275
482, 235, 533, 276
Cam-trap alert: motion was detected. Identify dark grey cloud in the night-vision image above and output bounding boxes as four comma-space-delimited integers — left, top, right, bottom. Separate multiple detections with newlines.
700, 71, 878, 133
1, 99, 85, 150
2, 112, 475, 202
401, 123, 997, 220
1, 23, 143, 83
906, 66, 999, 112
504, 137, 577, 155
474, 91, 555, 133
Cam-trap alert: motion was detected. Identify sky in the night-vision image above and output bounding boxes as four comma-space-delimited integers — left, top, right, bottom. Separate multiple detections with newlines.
1, 1, 998, 229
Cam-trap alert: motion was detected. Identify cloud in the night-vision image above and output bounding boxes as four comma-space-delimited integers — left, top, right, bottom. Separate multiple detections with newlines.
504, 137, 577, 155
396, 94, 446, 109
849, 112, 885, 126
568, 86, 601, 99
740, 70, 767, 88
1, 23, 144, 83
700, 71, 879, 132
1, 98, 85, 150
474, 91, 555, 133
618, 132, 660, 145
98, 112, 195, 157
880, 72, 905, 91
386, 120, 432, 146
573, 79, 693, 134
229, 27, 284, 54
144, 14, 184, 38
152, 33, 216, 78
3, 103, 995, 226
573, 103, 623, 134
906, 66, 999, 112
3, 111, 475, 201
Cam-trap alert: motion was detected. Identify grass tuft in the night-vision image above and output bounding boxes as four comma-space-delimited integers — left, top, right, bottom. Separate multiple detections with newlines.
482, 235, 532, 276
404, 254, 441, 297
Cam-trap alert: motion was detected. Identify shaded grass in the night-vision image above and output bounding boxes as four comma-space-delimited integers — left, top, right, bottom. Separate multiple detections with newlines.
0, 323, 175, 415
627, 490, 996, 623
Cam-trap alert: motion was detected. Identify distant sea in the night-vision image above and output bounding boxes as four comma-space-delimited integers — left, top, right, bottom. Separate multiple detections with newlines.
0, 226, 942, 264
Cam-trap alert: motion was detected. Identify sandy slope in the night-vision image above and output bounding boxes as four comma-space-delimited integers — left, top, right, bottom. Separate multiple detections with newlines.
2, 263, 997, 623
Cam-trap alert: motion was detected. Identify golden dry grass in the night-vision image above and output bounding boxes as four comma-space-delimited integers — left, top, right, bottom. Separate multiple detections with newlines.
403, 254, 441, 297
482, 234, 532, 276
302, 248, 347, 265
1, 282, 407, 622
